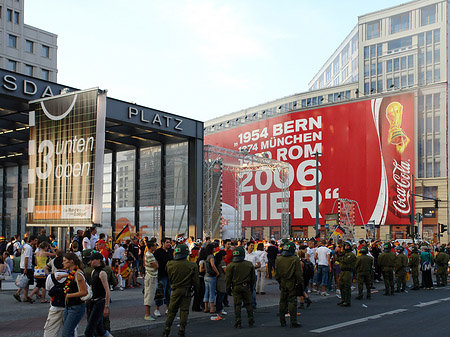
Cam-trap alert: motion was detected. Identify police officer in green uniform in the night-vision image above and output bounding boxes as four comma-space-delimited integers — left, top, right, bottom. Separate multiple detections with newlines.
355, 246, 373, 300
162, 244, 199, 337
225, 246, 255, 328
275, 241, 303, 328
336, 241, 356, 306
378, 243, 395, 296
395, 246, 408, 292
408, 246, 420, 290
435, 246, 449, 287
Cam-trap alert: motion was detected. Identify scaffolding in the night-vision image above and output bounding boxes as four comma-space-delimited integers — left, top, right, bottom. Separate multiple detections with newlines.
203, 145, 290, 240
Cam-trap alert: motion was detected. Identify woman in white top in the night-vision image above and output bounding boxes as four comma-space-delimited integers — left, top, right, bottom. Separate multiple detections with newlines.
82, 229, 92, 251
255, 242, 269, 294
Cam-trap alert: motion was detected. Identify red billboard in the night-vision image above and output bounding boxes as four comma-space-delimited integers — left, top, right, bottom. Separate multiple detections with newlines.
205, 94, 415, 229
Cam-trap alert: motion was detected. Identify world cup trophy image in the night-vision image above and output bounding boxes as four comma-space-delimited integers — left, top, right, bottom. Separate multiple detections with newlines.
386, 101, 410, 154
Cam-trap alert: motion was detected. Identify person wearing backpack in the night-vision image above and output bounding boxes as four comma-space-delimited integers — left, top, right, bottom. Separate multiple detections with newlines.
44, 256, 66, 337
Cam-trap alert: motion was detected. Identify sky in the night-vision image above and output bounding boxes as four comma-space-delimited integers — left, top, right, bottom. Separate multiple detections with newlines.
25, 0, 408, 122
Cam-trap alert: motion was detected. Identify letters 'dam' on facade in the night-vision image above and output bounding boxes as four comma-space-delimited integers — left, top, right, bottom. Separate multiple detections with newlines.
27, 88, 107, 227
205, 94, 415, 237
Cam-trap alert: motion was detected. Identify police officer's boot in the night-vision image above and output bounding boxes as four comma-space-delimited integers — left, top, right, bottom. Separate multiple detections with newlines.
161, 329, 170, 337
234, 320, 242, 329
355, 294, 363, 300
248, 318, 254, 328
178, 331, 186, 337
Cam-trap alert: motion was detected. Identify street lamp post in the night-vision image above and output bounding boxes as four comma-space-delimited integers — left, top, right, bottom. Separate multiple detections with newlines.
314, 152, 322, 238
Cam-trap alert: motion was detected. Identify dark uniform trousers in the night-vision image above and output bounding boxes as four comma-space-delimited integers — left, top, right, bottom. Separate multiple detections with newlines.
436, 265, 448, 286
411, 267, 419, 288
232, 284, 254, 325
165, 288, 191, 333
279, 279, 297, 325
356, 272, 371, 298
339, 270, 352, 303
395, 267, 406, 291
382, 268, 395, 294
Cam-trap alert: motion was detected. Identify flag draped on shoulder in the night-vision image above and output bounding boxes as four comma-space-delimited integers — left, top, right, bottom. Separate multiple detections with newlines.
116, 225, 131, 243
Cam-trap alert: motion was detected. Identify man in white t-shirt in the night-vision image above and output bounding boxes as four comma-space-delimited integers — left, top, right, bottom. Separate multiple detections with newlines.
306, 239, 316, 292
314, 239, 331, 296
90, 226, 99, 250
14, 235, 38, 302
43, 256, 67, 337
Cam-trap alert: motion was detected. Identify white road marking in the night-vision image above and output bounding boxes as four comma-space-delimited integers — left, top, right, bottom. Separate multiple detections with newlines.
414, 297, 450, 307
310, 309, 408, 333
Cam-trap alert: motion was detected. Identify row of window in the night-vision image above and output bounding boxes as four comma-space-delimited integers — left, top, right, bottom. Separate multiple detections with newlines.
301, 90, 351, 108
417, 159, 440, 178
7, 59, 50, 80
0, 6, 20, 24
366, 4, 436, 40
8, 34, 51, 58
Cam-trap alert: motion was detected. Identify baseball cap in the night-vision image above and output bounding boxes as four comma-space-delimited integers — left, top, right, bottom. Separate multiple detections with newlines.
89, 252, 104, 260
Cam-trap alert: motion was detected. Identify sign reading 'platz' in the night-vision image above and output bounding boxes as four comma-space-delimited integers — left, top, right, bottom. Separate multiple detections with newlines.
27, 88, 107, 227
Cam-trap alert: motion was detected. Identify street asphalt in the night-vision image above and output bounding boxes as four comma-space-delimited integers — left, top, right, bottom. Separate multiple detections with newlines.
1, 275, 449, 337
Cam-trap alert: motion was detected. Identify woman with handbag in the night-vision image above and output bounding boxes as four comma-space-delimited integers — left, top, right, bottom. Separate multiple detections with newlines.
61, 252, 88, 337
84, 252, 113, 337
30, 242, 55, 303
420, 246, 434, 289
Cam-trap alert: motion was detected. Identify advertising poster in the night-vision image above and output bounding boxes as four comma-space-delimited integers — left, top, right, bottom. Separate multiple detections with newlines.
205, 94, 414, 231
27, 88, 106, 226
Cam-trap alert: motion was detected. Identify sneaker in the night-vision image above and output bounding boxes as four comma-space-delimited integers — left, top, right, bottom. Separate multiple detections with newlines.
321, 292, 330, 296
210, 315, 222, 321
144, 315, 156, 321
154, 309, 161, 317
13, 293, 22, 302
165, 309, 169, 315
119, 286, 124, 291
220, 310, 227, 315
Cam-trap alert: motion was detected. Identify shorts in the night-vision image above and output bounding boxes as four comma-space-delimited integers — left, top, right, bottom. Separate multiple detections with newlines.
144, 276, 157, 307
20, 268, 34, 286
35, 277, 46, 288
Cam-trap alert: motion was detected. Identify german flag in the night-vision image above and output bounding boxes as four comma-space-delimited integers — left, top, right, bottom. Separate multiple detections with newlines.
332, 225, 345, 237
115, 224, 131, 243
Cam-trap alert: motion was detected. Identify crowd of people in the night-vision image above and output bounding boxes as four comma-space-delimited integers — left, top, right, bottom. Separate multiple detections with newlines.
1, 229, 450, 336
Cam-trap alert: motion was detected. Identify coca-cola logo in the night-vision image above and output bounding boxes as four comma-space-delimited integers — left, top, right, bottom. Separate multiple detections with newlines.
392, 159, 411, 214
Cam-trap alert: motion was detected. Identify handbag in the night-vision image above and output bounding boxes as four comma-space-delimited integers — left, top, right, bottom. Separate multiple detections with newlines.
421, 261, 431, 271
34, 267, 46, 279
15, 273, 28, 289
77, 271, 93, 302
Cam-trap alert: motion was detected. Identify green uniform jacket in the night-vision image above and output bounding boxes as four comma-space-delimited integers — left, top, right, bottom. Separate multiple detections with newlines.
408, 253, 420, 270
336, 251, 356, 270
274, 255, 303, 285
395, 253, 408, 272
435, 252, 449, 271
378, 252, 396, 271
225, 260, 255, 289
166, 259, 200, 293
355, 254, 373, 274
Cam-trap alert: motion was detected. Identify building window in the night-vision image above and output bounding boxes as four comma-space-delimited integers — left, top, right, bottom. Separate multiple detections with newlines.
408, 74, 414, 86
364, 46, 369, 60
434, 68, 440, 82
24, 64, 33, 76
433, 29, 440, 43
433, 93, 440, 110
377, 79, 383, 92
401, 75, 407, 88
377, 43, 382, 56
434, 161, 440, 177
386, 60, 392, 72
426, 31, 432, 45
41, 69, 49, 81
333, 56, 340, 74
421, 5, 436, 26
408, 55, 414, 68
351, 34, 358, 54
370, 63, 376, 76
8, 35, 17, 48
25, 40, 34, 53
387, 36, 412, 51
377, 62, 382, 74
434, 138, 440, 156
418, 33, 424, 47
42, 45, 50, 58
394, 58, 399, 71
7, 60, 16, 72
7, 8, 12, 21
418, 141, 423, 156
426, 51, 432, 65
426, 162, 432, 178
434, 48, 440, 63
325, 66, 332, 83
390, 12, 411, 34
400, 57, 406, 70
13, 11, 19, 24
367, 20, 380, 40
423, 186, 437, 199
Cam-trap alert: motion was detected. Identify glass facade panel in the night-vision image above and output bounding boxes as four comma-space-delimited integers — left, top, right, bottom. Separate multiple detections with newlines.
434, 138, 440, 156
433, 29, 440, 43
140, 146, 162, 239
421, 5, 436, 26
116, 150, 135, 228
434, 161, 440, 177
165, 142, 189, 239
408, 55, 414, 68
387, 60, 392, 72
5, 167, 18, 239
102, 153, 112, 231
394, 58, 399, 71
391, 12, 411, 34
433, 94, 440, 110
367, 21, 380, 40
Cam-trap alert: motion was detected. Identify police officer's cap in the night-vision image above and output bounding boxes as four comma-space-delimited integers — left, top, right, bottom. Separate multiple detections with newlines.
395, 245, 404, 252
384, 243, 392, 251
174, 244, 189, 260
359, 246, 369, 255
232, 246, 245, 262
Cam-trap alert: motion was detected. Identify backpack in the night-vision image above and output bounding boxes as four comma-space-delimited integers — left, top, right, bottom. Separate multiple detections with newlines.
48, 274, 66, 308
302, 259, 314, 282
6, 242, 14, 256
